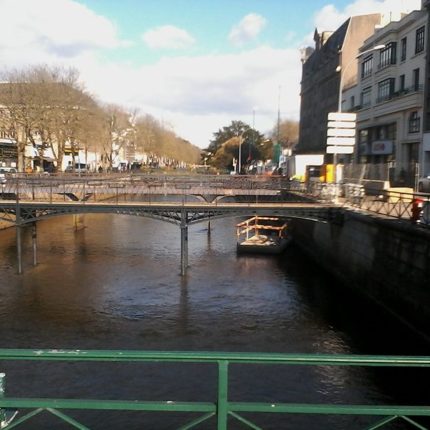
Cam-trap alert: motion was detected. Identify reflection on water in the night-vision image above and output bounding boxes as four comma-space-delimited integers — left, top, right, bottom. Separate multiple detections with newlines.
0, 213, 428, 429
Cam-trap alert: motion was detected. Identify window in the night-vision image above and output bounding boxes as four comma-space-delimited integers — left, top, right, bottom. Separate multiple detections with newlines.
409, 111, 420, 133
359, 129, 368, 144
377, 78, 395, 102
350, 95, 355, 110
416, 26, 425, 54
399, 74, 405, 92
361, 55, 373, 78
379, 42, 397, 68
387, 123, 396, 140
413, 68, 420, 91
401, 37, 407, 61
361, 87, 372, 107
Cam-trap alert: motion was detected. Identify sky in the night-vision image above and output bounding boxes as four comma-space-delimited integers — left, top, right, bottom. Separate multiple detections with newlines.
0, 0, 421, 148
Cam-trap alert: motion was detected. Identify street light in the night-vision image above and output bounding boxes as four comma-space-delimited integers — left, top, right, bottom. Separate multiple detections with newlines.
333, 44, 385, 201
337, 44, 386, 112
238, 134, 242, 174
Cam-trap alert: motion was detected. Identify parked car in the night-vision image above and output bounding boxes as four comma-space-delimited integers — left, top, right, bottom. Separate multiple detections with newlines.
418, 175, 430, 193
0, 167, 17, 184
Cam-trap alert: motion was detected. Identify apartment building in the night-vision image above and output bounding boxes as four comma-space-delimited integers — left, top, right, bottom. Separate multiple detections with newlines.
353, 8, 427, 186
297, 14, 382, 158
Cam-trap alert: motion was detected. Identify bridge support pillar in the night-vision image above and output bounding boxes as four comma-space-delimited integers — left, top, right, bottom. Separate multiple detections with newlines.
16, 225, 22, 275
15, 196, 23, 275
180, 218, 188, 276
32, 222, 37, 266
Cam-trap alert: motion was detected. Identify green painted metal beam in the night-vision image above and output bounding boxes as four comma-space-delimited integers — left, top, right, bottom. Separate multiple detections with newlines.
0, 349, 429, 367
177, 412, 215, 430
217, 361, 229, 430
229, 411, 264, 430
0, 399, 215, 412
0, 349, 429, 429
229, 403, 430, 416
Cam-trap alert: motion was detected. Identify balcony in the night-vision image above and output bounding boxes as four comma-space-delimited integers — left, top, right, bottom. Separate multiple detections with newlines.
376, 84, 423, 104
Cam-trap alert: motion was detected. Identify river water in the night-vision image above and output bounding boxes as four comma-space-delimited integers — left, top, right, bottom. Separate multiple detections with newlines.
0, 210, 428, 429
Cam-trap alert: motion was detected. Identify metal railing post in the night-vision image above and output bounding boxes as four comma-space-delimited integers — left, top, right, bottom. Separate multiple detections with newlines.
217, 360, 229, 430
0, 372, 5, 427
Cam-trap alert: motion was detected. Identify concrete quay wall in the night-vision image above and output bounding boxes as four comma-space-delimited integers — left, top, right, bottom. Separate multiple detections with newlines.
290, 211, 430, 333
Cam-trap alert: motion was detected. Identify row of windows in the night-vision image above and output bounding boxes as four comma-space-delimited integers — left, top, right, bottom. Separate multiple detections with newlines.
358, 113, 419, 140
361, 26, 425, 77
360, 68, 421, 106
358, 124, 397, 143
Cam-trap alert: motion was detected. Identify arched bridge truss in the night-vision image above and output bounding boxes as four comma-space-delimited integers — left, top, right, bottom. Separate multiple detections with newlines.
0, 200, 340, 276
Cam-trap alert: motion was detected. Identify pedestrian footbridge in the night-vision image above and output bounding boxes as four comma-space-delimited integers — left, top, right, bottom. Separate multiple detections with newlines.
1, 173, 427, 275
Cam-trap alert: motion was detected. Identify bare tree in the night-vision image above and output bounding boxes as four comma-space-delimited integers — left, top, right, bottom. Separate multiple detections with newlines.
97, 104, 133, 170
0, 65, 97, 172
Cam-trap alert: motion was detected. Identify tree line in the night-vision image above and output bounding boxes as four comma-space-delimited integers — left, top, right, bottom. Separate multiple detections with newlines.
0, 66, 201, 172
204, 118, 299, 173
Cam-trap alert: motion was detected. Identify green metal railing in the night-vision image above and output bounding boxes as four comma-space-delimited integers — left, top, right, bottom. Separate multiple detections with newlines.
0, 349, 429, 429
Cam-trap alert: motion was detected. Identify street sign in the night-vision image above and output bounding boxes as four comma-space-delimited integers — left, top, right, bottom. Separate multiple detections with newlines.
328, 112, 357, 121
326, 146, 354, 154
326, 111, 356, 154
327, 128, 355, 137
327, 137, 356, 146
328, 121, 357, 129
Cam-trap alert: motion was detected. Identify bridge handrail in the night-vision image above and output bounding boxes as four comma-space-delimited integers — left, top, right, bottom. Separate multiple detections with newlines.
0, 349, 430, 429
303, 180, 430, 226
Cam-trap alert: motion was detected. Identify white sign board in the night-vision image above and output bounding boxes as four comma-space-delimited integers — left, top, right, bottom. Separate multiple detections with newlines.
327, 137, 356, 146
328, 112, 357, 122
326, 146, 354, 154
328, 121, 356, 129
327, 128, 356, 137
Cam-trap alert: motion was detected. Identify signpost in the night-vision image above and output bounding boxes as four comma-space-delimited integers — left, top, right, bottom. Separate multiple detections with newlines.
327, 112, 357, 203
326, 112, 356, 155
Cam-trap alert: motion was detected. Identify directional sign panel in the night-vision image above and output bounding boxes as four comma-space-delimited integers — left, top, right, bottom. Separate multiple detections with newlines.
327, 111, 356, 154
327, 128, 355, 137
328, 121, 356, 129
327, 137, 356, 146
328, 112, 357, 122
326, 146, 354, 154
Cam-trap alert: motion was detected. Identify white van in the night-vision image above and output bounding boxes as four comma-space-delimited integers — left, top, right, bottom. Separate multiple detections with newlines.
65, 163, 88, 174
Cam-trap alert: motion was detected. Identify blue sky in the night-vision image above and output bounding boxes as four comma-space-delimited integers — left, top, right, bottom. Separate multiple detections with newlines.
0, 0, 421, 148
79, 0, 352, 62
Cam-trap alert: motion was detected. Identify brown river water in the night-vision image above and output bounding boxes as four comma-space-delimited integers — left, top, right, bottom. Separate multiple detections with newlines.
0, 209, 428, 429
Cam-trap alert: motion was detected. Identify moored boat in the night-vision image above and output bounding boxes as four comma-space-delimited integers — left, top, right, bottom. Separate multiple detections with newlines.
236, 216, 290, 254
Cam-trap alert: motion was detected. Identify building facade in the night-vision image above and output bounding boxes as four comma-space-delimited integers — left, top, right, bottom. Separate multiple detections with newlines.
353, 8, 427, 186
297, 14, 382, 158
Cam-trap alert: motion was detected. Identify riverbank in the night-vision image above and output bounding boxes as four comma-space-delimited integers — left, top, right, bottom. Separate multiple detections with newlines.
291, 211, 430, 337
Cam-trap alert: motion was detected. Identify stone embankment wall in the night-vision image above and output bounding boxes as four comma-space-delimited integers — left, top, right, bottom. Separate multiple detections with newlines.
290, 211, 430, 333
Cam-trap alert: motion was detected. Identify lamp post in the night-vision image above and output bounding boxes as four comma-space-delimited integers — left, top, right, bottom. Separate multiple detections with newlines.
337, 44, 386, 113
238, 134, 242, 174
333, 44, 385, 201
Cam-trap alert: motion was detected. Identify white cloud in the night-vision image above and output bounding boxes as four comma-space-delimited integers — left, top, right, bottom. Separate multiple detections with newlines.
0, 0, 125, 62
313, 0, 421, 32
142, 25, 195, 50
229, 13, 267, 47
77, 46, 301, 147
